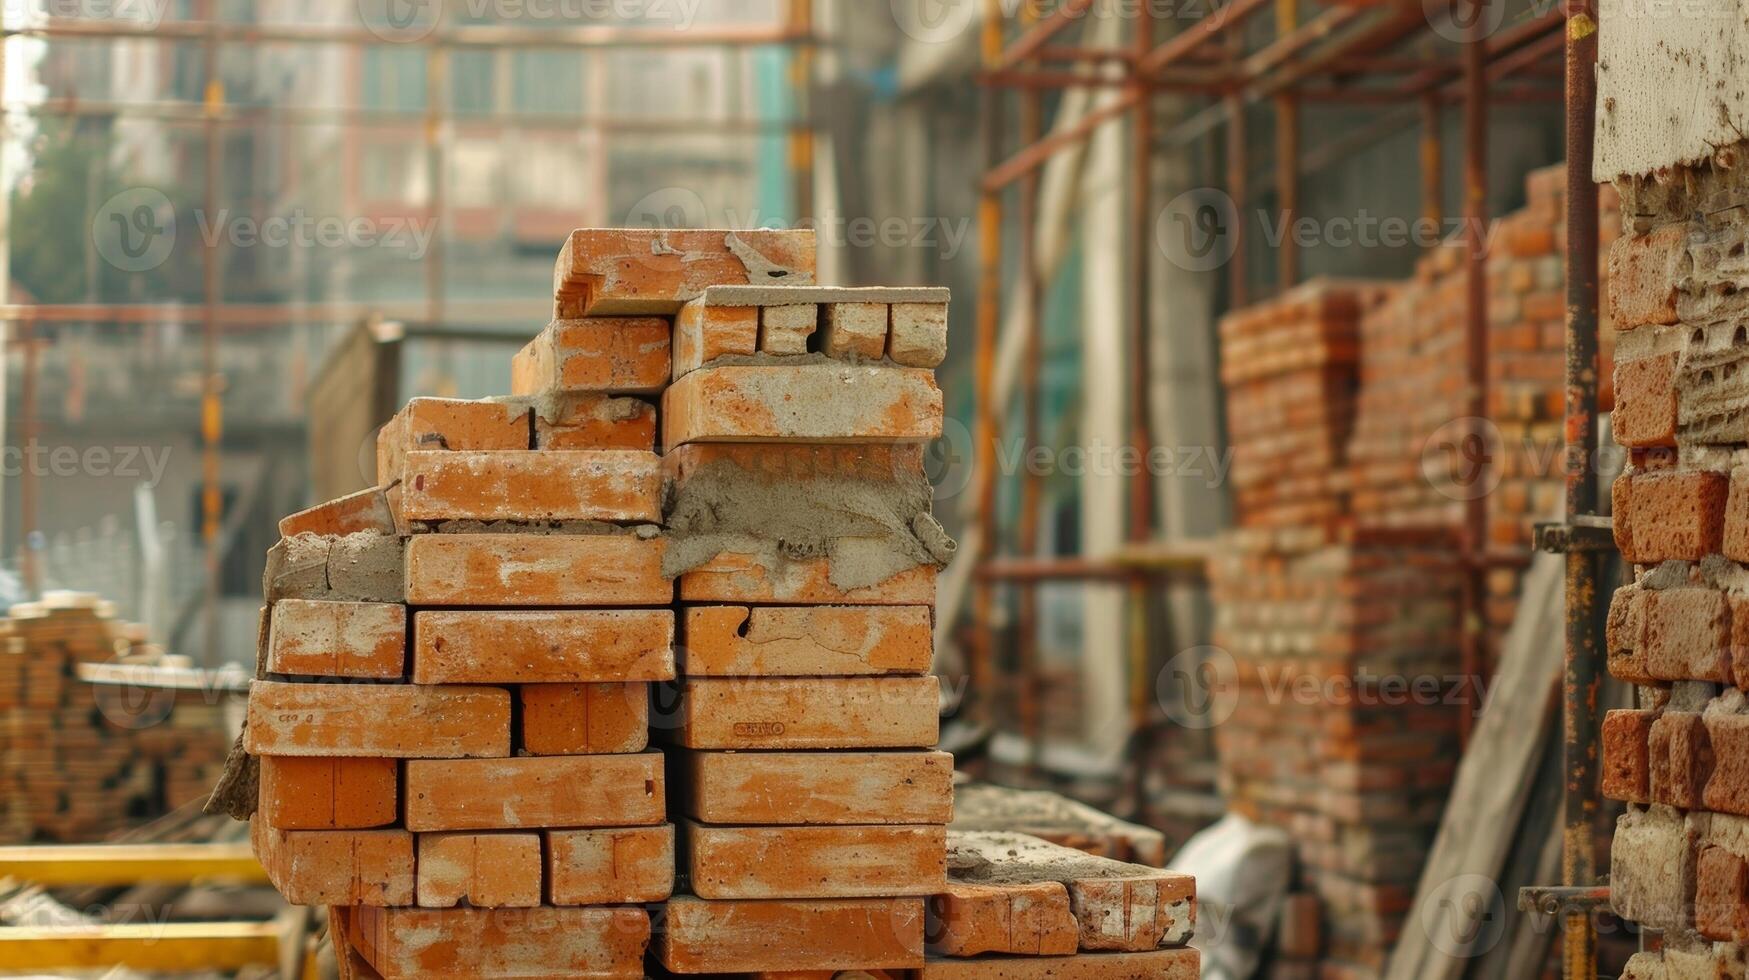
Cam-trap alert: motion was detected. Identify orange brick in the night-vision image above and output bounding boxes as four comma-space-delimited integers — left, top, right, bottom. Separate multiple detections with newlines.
415, 832, 542, 908
914, 948, 1200, 979
1608, 224, 1689, 330
511, 317, 671, 395
670, 677, 940, 749
552, 228, 816, 316
680, 553, 937, 606
660, 895, 924, 974
546, 824, 674, 905
681, 605, 932, 677
821, 302, 889, 358
244, 680, 509, 758
532, 393, 657, 451
1602, 709, 1655, 804
404, 753, 664, 831
280, 487, 395, 538
266, 599, 405, 678
252, 821, 414, 906
889, 302, 949, 368
948, 831, 1196, 952
1725, 466, 1749, 564
403, 533, 670, 606
684, 821, 946, 900
1614, 352, 1679, 448
1620, 469, 1729, 562
1642, 587, 1732, 683
662, 364, 943, 448
258, 756, 398, 830
926, 880, 1078, 957
412, 609, 674, 684
397, 449, 662, 523
354, 905, 649, 980
376, 397, 531, 485
683, 750, 953, 824
520, 683, 649, 755
761, 303, 817, 353
674, 299, 758, 377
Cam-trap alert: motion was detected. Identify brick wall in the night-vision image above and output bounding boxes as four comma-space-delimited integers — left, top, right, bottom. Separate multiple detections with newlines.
1603, 156, 1749, 974
1213, 165, 1620, 978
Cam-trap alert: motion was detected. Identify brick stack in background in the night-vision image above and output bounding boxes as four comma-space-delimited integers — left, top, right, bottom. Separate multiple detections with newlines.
1602, 160, 1749, 975
655, 283, 956, 976
0, 592, 231, 842
1211, 167, 1622, 980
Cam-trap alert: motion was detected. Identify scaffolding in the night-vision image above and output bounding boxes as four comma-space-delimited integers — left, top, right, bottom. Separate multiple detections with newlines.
968, 1, 1603, 973
0, 4, 818, 662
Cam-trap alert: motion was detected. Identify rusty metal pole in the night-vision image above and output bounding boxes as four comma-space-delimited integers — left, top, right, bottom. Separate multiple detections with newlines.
1421, 94, 1443, 226
17, 325, 36, 595
971, 0, 1005, 736
1458, 0, 1488, 747
1561, 0, 1601, 975
1124, 3, 1158, 815
787, 0, 814, 221
1274, 0, 1299, 290
1015, 5, 1045, 774
200, 2, 223, 668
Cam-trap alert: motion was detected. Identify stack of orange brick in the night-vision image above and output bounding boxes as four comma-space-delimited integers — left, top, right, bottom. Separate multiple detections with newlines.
1211, 167, 1623, 980
0, 592, 230, 842
1601, 161, 1749, 973
653, 282, 956, 975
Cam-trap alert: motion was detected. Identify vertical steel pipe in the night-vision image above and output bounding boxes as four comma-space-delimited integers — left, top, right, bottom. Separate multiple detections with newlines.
1125, 3, 1159, 813
1015, 5, 1046, 773
1459, 2, 1488, 746
1561, 0, 1601, 976
972, 0, 1005, 735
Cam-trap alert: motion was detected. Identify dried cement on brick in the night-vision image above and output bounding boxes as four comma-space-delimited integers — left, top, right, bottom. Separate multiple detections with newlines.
661, 455, 956, 591
264, 531, 405, 603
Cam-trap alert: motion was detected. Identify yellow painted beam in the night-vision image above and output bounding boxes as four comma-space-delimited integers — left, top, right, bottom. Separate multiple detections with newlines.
0, 922, 280, 970
0, 842, 268, 886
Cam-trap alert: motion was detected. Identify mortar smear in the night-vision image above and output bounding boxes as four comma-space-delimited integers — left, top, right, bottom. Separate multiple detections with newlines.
662, 456, 956, 591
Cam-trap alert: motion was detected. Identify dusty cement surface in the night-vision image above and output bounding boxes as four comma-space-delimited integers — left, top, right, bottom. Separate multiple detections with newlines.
206, 728, 258, 819
696, 284, 950, 306
662, 454, 956, 591
946, 830, 1163, 885
700, 349, 903, 371
951, 782, 1168, 865
264, 531, 405, 603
